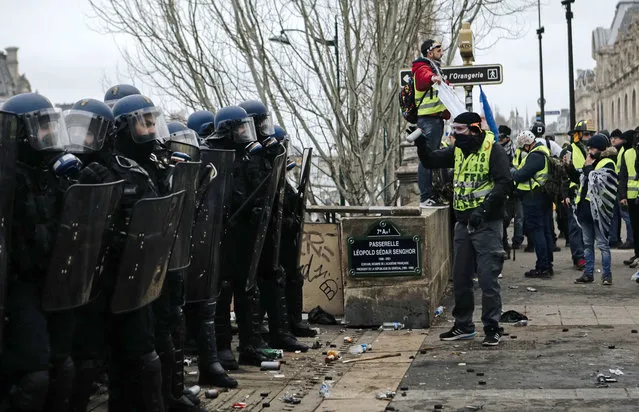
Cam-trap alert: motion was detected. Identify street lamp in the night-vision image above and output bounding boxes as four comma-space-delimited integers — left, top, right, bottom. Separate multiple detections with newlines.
536, 0, 545, 124
562, 0, 576, 130
269, 18, 344, 205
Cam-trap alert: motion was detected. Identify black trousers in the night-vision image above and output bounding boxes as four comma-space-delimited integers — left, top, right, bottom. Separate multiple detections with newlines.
628, 202, 639, 256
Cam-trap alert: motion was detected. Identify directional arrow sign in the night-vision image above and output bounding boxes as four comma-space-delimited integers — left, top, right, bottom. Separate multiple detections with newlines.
441, 64, 503, 86
399, 69, 413, 87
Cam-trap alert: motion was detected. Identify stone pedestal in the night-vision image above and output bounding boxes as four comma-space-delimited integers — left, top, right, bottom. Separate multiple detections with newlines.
339, 208, 451, 328
396, 143, 420, 206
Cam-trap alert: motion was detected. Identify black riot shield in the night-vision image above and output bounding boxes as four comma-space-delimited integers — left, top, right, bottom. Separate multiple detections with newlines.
0, 112, 18, 348
266, 143, 289, 271
42, 181, 124, 311
168, 161, 201, 271
243, 146, 287, 292
294, 148, 313, 268
185, 148, 234, 303
111, 191, 186, 314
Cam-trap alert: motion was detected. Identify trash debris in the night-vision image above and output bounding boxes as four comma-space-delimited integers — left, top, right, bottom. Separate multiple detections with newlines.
596, 373, 618, 384
632, 329, 638, 334
508, 285, 519, 289
401, 392, 407, 396
319, 380, 333, 398
183, 358, 193, 367
510, 335, 517, 339
476, 372, 484, 377
608, 345, 616, 349
187, 371, 198, 375
185, 385, 200, 396
526, 287, 537, 292
325, 350, 340, 362
500, 310, 528, 324
513, 320, 528, 327
562, 328, 569, 332
311, 340, 322, 349
434, 405, 443, 410
464, 406, 484, 411
260, 361, 280, 371
282, 393, 301, 404
435, 306, 445, 317
205, 389, 219, 399
308, 306, 337, 325
263, 349, 284, 359
342, 353, 400, 364
478, 381, 486, 385
400, 386, 409, 391
609, 369, 624, 376
232, 402, 247, 409
385, 407, 396, 412
263, 402, 271, 408
273, 374, 285, 378
375, 391, 396, 400
467, 368, 475, 373
260, 392, 270, 397
329, 344, 337, 348
348, 344, 371, 355
409, 355, 415, 359
379, 322, 405, 331
312, 327, 321, 335
458, 362, 467, 366
343, 336, 353, 343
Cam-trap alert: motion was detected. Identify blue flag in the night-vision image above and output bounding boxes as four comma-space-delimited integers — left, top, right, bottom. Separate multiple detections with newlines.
479, 85, 499, 142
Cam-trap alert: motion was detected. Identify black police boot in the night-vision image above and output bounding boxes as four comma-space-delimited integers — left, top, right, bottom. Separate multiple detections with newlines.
236, 289, 277, 367
45, 356, 75, 412
263, 268, 309, 353
286, 269, 317, 338
196, 300, 238, 388
70, 359, 101, 412
214, 284, 239, 371
133, 352, 165, 412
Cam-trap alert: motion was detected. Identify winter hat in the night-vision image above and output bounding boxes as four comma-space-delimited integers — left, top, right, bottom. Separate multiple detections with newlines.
421, 39, 442, 57
585, 133, 610, 151
620, 130, 635, 142
498, 125, 512, 137
610, 129, 623, 138
453, 112, 481, 125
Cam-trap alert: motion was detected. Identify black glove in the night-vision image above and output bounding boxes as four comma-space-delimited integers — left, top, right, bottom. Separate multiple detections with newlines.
468, 208, 486, 230
78, 162, 114, 184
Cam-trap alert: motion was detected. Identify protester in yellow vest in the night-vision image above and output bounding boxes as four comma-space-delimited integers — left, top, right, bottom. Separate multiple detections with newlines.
618, 129, 639, 268
609, 129, 635, 250
511, 131, 554, 278
561, 119, 594, 270
415, 112, 512, 346
566, 134, 618, 285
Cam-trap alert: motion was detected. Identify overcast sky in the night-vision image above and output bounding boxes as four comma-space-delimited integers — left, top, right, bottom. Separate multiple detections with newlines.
0, 0, 619, 120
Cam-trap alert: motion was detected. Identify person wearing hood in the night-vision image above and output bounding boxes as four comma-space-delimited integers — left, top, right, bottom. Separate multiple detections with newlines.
412, 39, 450, 207
498, 125, 517, 258
618, 129, 639, 269
416, 112, 511, 346
567, 134, 618, 285
609, 129, 634, 249
512, 131, 554, 278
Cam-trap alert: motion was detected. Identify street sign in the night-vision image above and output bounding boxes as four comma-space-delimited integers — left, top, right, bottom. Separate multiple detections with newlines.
399, 69, 412, 87
441, 64, 503, 86
544, 110, 561, 116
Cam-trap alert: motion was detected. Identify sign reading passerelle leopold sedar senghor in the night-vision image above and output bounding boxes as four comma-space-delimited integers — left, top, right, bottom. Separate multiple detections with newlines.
347, 221, 421, 278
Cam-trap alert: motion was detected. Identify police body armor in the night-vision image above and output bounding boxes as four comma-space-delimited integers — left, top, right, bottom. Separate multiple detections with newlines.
232, 146, 286, 291
185, 148, 234, 303
0, 112, 19, 348
42, 181, 124, 311
111, 190, 186, 314
168, 160, 201, 271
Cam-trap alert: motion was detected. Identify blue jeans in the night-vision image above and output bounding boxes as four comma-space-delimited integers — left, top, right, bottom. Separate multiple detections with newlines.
609, 201, 634, 244
417, 116, 444, 202
566, 203, 585, 263
581, 220, 611, 276
523, 192, 554, 271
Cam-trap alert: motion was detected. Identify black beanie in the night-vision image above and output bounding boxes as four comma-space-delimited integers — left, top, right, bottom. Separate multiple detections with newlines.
621, 130, 634, 142
498, 125, 511, 136
421, 39, 441, 57
453, 112, 482, 125
611, 128, 623, 138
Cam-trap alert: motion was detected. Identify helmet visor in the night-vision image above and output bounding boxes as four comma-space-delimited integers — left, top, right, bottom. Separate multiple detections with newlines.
257, 112, 275, 136
232, 117, 258, 145
22, 108, 70, 151
63, 109, 111, 153
168, 128, 200, 147
124, 107, 170, 144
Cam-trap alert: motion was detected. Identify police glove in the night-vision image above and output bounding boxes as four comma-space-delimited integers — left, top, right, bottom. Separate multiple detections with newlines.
468, 208, 486, 230
78, 162, 114, 184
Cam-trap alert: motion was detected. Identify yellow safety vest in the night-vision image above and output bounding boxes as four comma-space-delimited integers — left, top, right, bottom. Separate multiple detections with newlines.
570, 142, 587, 190
575, 158, 615, 204
625, 148, 639, 200
512, 148, 523, 168
441, 140, 450, 149
616, 146, 626, 172
453, 133, 495, 211
415, 81, 446, 116
515, 144, 550, 192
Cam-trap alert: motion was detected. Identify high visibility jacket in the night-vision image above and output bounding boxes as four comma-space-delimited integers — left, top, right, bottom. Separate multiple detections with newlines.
616, 146, 626, 172
453, 133, 495, 211
625, 148, 639, 200
569, 142, 587, 190
515, 144, 550, 191
512, 148, 523, 168
415, 85, 446, 116
575, 158, 615, 204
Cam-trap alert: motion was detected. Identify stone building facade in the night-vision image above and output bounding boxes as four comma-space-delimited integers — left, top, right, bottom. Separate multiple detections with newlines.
588, 1, 639, 131
0, 47, 31, 106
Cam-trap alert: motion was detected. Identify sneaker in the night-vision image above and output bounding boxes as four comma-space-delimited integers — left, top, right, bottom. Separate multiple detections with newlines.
525, 269, 553, 279
482, 329, 502, 346
630, 258, 639, 269
420, 198, 441, 208
623, 255, 638, 266
602, 275, 612, 286
574, 273, 594, 284
439, 327, 477, 341
620, 241, 634, 250
574, 259, 586, 270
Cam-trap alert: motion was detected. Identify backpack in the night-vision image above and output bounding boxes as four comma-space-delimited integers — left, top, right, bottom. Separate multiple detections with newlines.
541, 153, 564, 197
399, 72, 426, 124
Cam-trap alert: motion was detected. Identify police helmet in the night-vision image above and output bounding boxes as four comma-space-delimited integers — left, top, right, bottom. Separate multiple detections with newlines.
104, 84, 141, 108
238, 100, 275, 137
167, 121, 201, 160
64, 98, 114, 153
516, 130, 536, 148
112, 95, 169, 144
530, 121, 545, 138
273, 125, 288, 142
2, 92, 69, 151
187, 110, 216, 138
214, 106, 261, 150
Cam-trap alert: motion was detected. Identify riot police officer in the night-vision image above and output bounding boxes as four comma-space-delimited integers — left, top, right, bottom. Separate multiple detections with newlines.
0, 93, 82, 411
186, 110, 216, 141
103, 84, 141, 108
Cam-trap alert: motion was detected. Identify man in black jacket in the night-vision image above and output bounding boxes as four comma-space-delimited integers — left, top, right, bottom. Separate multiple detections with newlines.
416, 112, 512, 346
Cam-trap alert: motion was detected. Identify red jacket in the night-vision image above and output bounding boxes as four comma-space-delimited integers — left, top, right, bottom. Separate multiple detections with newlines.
411, 58, 450, 119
